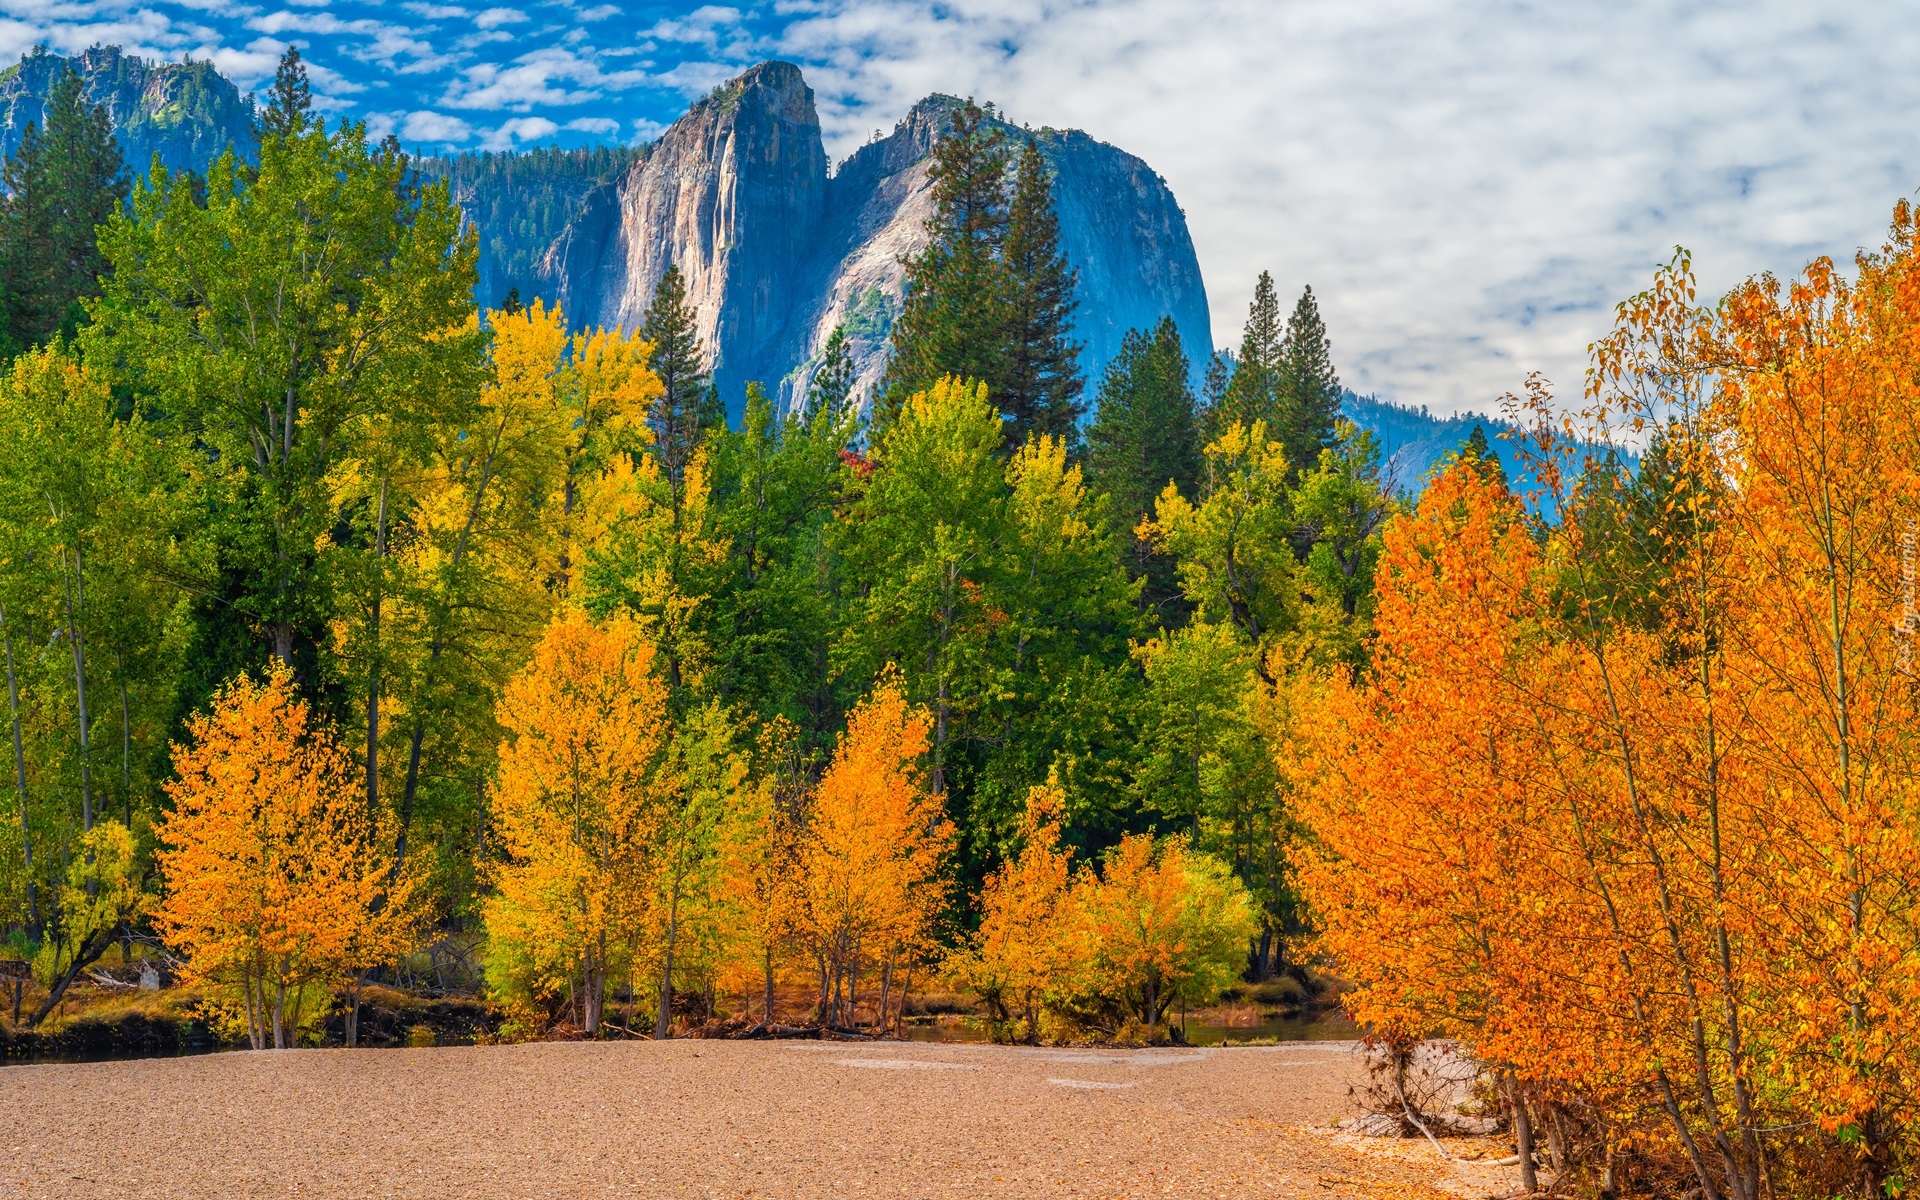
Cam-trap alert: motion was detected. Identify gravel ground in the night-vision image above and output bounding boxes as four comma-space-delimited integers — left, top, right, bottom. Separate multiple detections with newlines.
0, 1039, 1527, 1198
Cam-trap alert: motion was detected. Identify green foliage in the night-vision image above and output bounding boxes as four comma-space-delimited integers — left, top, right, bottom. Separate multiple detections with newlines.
0, 64, 126, 351
86, 58, 484, 670
1086, 317, 1202, 619
643, 264, 722, 492
880, 101, 1013, 430
999, 136, 1084, 447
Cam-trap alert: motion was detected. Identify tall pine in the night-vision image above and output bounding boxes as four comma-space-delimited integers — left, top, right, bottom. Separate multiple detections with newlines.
1087, 317, 1200, 618
1276, 284, 1341, 473
1211, 271, 1282, 438
878, 100, 1010, 436
805, 323, 856, 427
999, 136, 1083, 448
642, 264, 717, 497
1, 65, 127, 351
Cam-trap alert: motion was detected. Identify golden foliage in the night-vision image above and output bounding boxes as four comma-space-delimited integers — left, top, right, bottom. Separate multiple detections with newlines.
156, 665, 411, 1049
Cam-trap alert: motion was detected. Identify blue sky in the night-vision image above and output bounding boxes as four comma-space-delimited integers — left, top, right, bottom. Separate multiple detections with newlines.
4, 1, 1919, 416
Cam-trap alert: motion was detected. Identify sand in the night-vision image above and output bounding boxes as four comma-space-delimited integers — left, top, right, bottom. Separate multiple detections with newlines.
0, 1039, 1530, 1198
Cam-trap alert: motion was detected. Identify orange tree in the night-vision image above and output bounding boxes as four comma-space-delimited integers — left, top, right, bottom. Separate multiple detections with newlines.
156, 666, 410, 1050
1294, 211, 1920, 1196
798, 672, 952, 1030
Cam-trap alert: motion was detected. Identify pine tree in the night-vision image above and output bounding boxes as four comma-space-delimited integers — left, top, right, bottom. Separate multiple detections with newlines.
1276, 285, 1341, 473
1087, 318, 1200, 618
1458, 424, 1509, 491
806, 324, 856, 426
878, 100, 1010, 435
641, 264, 714, 495
1213, 271, 1283, 438
999, 136, 1083, 449
0, 66, 127, 350
1200, 350, 1232, 435
259, 47, 313, 143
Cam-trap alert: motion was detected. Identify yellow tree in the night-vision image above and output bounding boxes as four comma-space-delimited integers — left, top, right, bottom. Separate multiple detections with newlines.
800, 674, 952, 1029
482, 609, 675, 1035
157, 667, 406, 1049
1076, 834, 1256, 1043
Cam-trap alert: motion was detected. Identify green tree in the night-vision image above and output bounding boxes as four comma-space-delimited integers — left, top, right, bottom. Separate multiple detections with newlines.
805, 324, 857, 424
879, 101, 1010, 430
1, 66, 127, 351
1457, 423, 1510, 491
642, 264, 718, 498
1086, 318, 1201, 619
1275, 285, 1341, 473
1211, 272, 1282, 438
999, 137, 1083, 448
86, 47, 482, 671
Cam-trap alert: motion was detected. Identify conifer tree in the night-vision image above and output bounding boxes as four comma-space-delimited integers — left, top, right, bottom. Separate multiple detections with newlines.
999, 137, 1083, 448
1276, 284, 1341, 473
806, 324, 856, 425
1087, 318, 1200, 615
642, 264, 715, 496
1213, 271, 1283, 436
878, 100, 1010, 433
0, 66, 127, 350
1458, 424, 1509, 491
259, 47, 313, 143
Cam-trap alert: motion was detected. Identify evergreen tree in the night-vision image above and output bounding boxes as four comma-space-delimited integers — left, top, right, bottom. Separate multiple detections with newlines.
878, 100, 1010, 435
1087, 318, 1200, 617
1200, 350, 1232, 435
1458, 424, 1509, 490
641, 264, 715, 495
259, 46, 313, 143
1276, 285, 1341, 473
0, 66, 127, 350
805, 324, 856, 426
1213, 271, 1283, 437
999, 136, 1083, 448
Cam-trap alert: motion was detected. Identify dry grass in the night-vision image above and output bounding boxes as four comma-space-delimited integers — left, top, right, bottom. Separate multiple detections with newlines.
0, 1038, 1537, 1198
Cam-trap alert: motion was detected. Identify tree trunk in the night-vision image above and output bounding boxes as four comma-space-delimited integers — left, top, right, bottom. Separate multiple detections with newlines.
366, 474, 388, 816
62, 547, 93, 832
763, 946, 776, 1023
346, 972, 364, 1048
585, 934, 604, 1037
1145, 974, 1158, 1043
655, 875, 682, 1040
1507, 1074, 1538, 1194
2, 606, 37, 934
273, 973, 287, 1049
26, 924, 115, 1027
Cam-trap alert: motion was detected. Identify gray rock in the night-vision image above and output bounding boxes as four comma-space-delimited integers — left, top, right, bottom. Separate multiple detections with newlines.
540, 62, 1212, 421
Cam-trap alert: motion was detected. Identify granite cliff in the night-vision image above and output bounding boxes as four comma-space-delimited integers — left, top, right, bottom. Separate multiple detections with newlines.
0, 46, 253, 178
539, 62, 1212, 418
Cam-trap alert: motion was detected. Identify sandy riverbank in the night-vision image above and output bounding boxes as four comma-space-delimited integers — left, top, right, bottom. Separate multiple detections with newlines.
1, 1039, 1528, 1198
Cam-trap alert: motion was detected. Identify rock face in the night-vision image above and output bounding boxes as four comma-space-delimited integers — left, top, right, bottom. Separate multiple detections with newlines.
0, 46, 253, 178
543, 62, 1211, 418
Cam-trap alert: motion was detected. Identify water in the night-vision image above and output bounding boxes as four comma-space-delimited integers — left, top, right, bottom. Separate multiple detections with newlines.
902, 1012, 1359, 1046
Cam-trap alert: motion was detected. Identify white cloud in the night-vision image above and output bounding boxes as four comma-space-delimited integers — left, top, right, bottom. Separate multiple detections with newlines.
472, 7, 527, 30
403, 108, 472, 142
441, 45, 644, 110
578, 4, 617, 19
401, 3, 468, 17
564, 115, 617, 134
480, 114, 556, 149
631, 117, 666, 142
774, 0, 1920, 416
644, 6, 745, 46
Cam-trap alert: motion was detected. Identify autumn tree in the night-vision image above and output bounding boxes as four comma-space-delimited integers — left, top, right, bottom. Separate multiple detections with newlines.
156, 667, 411, 1049
483, 611, 675, 1036
799, 674, 952, 1030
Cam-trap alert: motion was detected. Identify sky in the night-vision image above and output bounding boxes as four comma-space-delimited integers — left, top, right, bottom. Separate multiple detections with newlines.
7, 0, 1919, 416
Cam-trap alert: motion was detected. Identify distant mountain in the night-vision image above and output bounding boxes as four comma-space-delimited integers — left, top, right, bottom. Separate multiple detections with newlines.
414, 145, 649, 317
0, 46, 253, 178
535, 62, 1213, 418
1343, 392, 1638, 508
